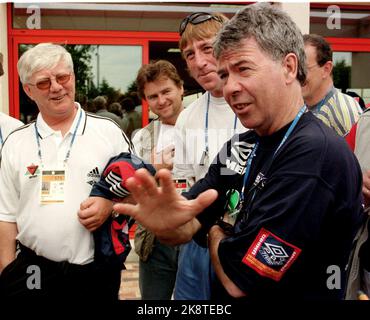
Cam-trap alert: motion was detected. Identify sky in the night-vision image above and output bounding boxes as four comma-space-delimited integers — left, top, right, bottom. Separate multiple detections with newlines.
90, 45, 142, 94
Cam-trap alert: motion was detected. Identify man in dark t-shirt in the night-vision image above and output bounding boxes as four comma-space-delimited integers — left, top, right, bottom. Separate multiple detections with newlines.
112, 4, 363, 300
185, 111, 363, 299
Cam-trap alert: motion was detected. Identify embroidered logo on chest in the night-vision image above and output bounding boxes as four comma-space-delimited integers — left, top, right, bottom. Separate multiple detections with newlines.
225, 141, 255, 175
25, 164, 40, 179
87, 167, 100, 186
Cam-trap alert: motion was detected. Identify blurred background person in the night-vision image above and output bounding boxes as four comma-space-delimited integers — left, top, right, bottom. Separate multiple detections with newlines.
302, 34, 362, 136
108, 101, 124, 118
120, 97, 141, 140
93, 95, 125, 131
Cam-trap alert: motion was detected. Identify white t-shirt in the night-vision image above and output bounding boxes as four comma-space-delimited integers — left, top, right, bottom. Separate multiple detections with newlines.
0, 104, 132, 264
156, 123, 175, 153
133, 120, 176, 167
174, 92, 247, 181
0, 112, 24, 146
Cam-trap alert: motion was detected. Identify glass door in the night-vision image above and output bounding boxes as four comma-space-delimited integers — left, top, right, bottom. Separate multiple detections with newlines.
18, 44, 143, 124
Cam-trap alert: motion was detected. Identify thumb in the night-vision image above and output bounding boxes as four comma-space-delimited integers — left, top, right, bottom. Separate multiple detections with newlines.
189, 189, 218, 214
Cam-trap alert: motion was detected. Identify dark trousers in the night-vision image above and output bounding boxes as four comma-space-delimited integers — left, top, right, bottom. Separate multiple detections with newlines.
0, 244, 121, 300
139, 240, 179, 300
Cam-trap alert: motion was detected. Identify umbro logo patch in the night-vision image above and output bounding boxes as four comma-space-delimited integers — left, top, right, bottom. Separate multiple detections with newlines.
242, 228, 301, 281
225, 141, 255, 175
87, 167, 100, 186
231, 141, 254, 166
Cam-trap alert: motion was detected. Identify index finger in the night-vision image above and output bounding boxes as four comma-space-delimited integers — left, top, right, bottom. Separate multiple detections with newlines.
124, 168, 158, 203
156, 169, 178, 196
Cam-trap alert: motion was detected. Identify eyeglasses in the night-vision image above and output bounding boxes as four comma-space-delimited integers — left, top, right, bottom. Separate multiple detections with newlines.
179, 12, 223, 36
28, 73, 72, 90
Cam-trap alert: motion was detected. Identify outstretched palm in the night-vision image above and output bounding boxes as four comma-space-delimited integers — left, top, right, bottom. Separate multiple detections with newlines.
113, 168, 218, 241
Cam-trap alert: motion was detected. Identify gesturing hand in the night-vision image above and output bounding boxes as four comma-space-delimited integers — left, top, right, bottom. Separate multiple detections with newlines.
113, 168, 218, 243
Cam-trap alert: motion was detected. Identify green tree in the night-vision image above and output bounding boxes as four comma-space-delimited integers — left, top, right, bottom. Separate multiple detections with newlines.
333, 60, 351, 92
99, 78, 121, 105
65, 45, 94, 98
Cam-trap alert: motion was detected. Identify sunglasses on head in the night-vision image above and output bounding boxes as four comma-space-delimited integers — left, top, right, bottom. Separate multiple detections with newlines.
179, 12, 223, 36
28, 73, 72, 90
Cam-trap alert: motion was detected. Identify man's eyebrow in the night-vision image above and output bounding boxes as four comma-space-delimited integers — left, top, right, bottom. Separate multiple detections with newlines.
183, 48, 193, 55
232, 59, 253, 68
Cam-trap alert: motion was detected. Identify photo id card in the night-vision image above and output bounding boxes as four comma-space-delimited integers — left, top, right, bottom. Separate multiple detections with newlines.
40, 169, 66, 205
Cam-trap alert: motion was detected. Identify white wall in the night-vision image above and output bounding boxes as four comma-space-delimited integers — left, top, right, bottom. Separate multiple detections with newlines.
274, 2, 310, 34
0, 3, 9, 114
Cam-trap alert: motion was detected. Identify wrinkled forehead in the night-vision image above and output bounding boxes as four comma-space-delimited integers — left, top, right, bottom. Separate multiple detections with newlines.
182, 37, 215, 53
217, 37, 261, 61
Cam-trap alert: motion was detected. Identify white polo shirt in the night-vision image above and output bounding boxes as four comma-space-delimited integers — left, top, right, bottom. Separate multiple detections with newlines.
0, 104, 132, 264
0, 112, 24, 146
174, 93, 247, 181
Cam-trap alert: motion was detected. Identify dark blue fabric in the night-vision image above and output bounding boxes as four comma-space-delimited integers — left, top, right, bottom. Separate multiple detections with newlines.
187, 113, 364, 300
91, 152, 155, 269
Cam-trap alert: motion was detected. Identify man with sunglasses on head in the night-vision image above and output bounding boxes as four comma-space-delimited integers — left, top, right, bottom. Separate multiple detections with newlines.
302, 34, 362, 136
173, 11, 246, 300
0, 52, 24, 149
0, 43, 132, 299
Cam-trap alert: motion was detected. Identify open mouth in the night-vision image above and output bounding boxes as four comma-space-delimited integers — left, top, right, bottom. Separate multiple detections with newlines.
233, 103, 251, 111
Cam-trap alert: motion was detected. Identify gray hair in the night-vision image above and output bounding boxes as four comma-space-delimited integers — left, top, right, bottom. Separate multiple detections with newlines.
214, 3, 306, 85
17, 43, 74, 84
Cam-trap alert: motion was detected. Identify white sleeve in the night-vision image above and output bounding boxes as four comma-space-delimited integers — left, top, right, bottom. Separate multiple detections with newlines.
0, 142, 18, 222
131, 128, 144, 158
173, 112, 195, 179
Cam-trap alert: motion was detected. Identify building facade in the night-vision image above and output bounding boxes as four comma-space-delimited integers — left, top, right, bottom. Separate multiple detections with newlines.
0, 2, 369, 127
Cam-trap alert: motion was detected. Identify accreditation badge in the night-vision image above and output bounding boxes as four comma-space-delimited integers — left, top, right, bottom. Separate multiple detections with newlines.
225, 189, 241, 226
172, 178, 190, 195
40, 168, 66, 205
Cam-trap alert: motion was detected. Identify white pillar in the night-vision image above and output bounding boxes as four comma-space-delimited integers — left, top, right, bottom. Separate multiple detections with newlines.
273, 2, 310, 35
0, 3, 9, 114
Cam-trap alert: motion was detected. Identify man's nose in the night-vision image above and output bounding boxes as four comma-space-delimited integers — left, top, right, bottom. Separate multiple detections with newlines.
49, 78, 63, 91
194, 51, 207, 68
158, 94, 166, 105
224, 73, 242, 98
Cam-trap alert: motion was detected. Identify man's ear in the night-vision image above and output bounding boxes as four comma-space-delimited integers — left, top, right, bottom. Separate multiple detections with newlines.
23, 84, 35, 101
283, 53, 298, 85
322, 61, 333, 79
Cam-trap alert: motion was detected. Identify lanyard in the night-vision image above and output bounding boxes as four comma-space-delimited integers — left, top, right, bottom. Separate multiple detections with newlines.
204, 92, 238, 155
239, 105, 307, 204
34, 109, 83, 166
0, 128, 3, 146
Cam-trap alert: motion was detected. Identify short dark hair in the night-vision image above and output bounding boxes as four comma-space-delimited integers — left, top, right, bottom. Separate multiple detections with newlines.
120, 97, 136, 112
136, 60, 183, 100
303, 34, 332, 66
